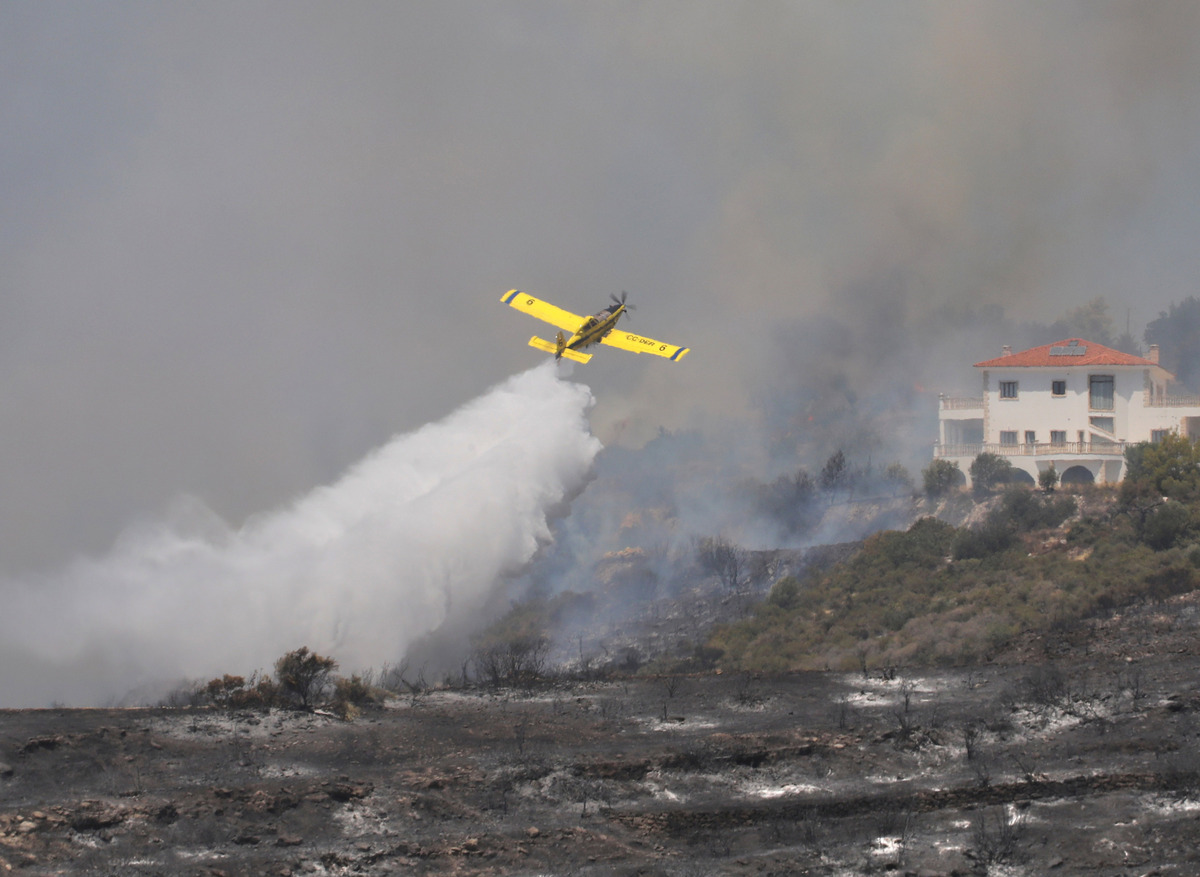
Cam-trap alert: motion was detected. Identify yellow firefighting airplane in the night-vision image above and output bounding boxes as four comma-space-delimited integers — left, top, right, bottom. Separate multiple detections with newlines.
501, 290, 690, 364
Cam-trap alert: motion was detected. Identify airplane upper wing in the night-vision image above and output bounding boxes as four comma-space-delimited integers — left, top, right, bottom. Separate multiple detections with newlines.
600, 329, 690, 361
501, 290, 586, 332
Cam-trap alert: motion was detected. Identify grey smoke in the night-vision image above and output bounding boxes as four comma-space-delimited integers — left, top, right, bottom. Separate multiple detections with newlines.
3, 5, 1200, 696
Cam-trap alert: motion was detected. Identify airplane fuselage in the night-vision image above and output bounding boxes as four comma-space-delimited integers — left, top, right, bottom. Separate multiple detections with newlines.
564, 304, 624, 354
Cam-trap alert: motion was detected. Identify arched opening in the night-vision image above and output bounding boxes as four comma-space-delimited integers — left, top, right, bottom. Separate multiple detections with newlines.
1008, 469, 1036, 486
1060, 465, 1095, 485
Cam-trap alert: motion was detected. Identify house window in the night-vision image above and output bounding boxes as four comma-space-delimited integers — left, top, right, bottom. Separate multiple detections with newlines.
1050, 430, 1067, 446
1052, 380, 1066, 396
1089, 375, 1114, 410
1090, 417, 1114, 434
1000, 431, 1018, 446
999, 381, 1018, 399
1025, 431, 1037, 446
1151, 429, 1171, 444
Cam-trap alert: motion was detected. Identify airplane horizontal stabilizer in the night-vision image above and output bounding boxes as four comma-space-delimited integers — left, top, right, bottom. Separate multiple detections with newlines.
529, 336, 592, 363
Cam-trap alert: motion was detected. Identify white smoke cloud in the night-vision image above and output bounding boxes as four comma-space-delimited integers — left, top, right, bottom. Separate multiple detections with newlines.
0, 362, 600, 707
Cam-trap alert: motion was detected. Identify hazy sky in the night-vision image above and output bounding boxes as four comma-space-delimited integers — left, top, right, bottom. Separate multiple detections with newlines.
4, 2, 1200, 574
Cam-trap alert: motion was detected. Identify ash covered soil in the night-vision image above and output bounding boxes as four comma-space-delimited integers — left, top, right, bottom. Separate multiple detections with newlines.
3, 596, 1200, 876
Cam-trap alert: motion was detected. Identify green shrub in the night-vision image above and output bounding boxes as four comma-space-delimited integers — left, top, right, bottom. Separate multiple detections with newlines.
970, 453, 1015, 495
1141, 501, 1193, 550
767, 576, 802, 610
1123, 435, 1200, 501
952, 520, 1018, 560
1039, 464, 1059, 493
874, 517, 957, 569
992, 486, 1076, 532
1143, 563, 1198, 601
1187, 545, 1200, 567
923, 459, 962, 497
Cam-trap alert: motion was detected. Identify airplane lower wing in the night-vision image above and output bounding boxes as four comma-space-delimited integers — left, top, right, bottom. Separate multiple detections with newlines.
601, 330, 690, 361
501, 290, 586, 332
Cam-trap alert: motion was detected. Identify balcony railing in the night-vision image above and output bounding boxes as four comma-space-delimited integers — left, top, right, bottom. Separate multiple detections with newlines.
936, 394, 1200, 409
935, 441, 1125, 459
939, 396, 984, 410
1146, 396, 1200, 408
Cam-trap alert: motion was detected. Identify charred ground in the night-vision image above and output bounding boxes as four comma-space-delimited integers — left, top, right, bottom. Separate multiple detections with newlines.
2, 611, 1199, 876
4, 580, 1200, 874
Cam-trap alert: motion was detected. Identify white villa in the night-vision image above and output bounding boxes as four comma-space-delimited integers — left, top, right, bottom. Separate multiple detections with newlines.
936, 338, 1200, 486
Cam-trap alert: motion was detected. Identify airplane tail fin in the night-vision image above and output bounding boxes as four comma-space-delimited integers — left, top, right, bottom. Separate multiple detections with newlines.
529, 335, 591, 364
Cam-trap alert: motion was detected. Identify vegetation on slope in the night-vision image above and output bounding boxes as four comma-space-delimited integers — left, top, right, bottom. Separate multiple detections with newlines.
709, 441, 1200, 674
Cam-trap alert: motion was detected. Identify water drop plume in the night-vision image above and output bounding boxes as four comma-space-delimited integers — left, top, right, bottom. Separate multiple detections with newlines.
0, 362, 600, 706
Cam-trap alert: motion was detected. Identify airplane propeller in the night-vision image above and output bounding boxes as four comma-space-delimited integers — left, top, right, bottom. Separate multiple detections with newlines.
610, 291, 635, 315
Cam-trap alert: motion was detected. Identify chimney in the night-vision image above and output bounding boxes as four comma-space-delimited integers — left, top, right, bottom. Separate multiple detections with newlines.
1149, 343, 1160, 364
1002, 345, 1012, 357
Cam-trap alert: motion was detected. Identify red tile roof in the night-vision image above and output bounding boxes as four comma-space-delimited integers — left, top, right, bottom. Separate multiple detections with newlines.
975, 338, 1159, 369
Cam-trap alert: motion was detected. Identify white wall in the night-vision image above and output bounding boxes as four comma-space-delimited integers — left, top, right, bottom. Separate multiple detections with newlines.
983, 366, 1185, 444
